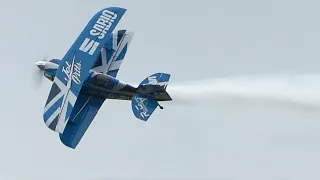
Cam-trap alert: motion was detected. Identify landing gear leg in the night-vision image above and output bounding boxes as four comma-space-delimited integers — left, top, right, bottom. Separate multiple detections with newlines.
158, 104, 164, 109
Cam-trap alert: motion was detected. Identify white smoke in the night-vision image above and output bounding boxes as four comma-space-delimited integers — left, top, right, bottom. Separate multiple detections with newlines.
165, 73, 320, 111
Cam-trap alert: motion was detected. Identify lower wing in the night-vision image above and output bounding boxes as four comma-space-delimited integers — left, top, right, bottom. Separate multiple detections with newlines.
59, 92, 105, 149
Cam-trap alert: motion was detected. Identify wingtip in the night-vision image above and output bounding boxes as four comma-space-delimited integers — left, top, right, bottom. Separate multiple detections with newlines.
105, 6, 127, 11
59, 133, 78, 149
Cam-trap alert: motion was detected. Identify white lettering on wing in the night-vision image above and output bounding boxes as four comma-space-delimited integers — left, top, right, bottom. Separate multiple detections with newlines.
90, 9, 117, 39
79, 38, 100, 55
72, 62, 81, 84
62, 60, 82, 85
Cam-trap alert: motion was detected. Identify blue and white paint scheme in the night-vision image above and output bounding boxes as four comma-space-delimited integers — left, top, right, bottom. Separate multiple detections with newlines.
36, 7, 172, 149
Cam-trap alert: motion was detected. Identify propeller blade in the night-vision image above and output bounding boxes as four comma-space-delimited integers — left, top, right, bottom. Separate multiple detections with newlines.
33, 57, 48, 88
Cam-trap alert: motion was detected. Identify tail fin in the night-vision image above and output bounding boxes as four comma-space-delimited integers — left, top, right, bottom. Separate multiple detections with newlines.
131, 73, 172, 121
132, 94, 159, 121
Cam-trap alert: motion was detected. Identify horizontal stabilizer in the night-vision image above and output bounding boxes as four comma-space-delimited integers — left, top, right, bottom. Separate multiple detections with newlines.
139, 73, 170, 89
131, 94, 159, 121
136, 72, 172, 101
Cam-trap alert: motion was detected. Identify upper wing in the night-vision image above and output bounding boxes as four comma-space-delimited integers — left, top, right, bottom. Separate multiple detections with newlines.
59, 92, 105, 149
43, 7, 126, 133
91, 29, 133, 77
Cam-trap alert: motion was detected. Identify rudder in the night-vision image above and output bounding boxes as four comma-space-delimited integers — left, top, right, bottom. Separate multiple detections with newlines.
131, 94, 159, 121
131, 73, 172, 121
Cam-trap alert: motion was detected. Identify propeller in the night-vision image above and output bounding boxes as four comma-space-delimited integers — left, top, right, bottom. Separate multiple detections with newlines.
33, 57, 48, 88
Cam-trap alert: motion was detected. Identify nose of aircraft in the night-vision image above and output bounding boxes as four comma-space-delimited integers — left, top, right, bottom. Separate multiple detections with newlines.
35, 61, 46, 70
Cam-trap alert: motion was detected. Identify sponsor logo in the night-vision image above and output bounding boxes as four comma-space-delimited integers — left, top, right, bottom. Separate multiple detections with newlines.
147, 76, 158, 85
79, 38, 100, 55
134, 97, 150, 119
90, 9, 117, 39
79, 9, 117, 56
62, 59, 81, 85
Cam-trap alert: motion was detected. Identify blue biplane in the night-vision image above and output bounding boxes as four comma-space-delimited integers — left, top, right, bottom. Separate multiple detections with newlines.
35, 7, 172, 149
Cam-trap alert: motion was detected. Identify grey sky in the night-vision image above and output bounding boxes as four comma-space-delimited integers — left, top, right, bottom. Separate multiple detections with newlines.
1, 0, 320, 179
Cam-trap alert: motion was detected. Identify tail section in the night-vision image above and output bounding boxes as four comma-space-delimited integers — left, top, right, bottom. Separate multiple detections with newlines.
131, 73, 172, 121
132, 94, 159, 121
139, 73, 170, 88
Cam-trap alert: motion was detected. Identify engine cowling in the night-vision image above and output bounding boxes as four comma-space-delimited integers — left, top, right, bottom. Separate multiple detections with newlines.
35, 59, 60, 81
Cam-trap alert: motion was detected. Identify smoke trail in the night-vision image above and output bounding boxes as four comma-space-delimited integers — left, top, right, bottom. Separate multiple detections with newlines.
165, 73, 320, 111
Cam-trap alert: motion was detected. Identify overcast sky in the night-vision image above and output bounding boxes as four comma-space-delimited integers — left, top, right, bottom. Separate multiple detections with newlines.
2, 0, 320, 179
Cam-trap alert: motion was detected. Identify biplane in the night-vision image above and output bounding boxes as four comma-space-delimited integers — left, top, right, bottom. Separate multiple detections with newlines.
35, 7, 172, 149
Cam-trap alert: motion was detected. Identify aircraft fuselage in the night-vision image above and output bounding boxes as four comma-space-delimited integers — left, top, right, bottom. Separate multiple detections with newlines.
37, 59, 171, 102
